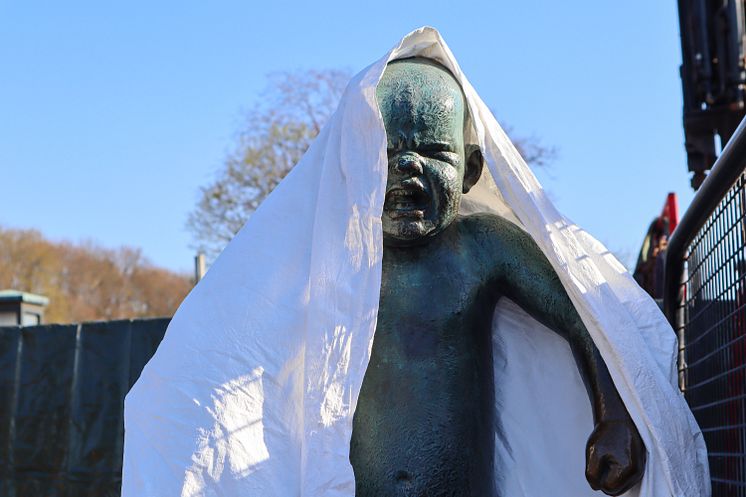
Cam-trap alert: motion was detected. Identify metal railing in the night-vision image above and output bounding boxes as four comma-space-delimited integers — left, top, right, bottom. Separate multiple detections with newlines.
665, 117, 746, 496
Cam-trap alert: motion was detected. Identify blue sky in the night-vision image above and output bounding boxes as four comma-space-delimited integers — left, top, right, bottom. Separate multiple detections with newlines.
1, 1, 690, 272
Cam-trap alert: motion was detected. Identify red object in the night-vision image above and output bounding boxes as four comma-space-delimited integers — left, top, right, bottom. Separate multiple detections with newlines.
661, 193, 679, 234
634, 193, 680, 298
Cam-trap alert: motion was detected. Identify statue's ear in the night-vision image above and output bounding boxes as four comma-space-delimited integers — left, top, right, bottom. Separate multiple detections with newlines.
463, 145, 484, 194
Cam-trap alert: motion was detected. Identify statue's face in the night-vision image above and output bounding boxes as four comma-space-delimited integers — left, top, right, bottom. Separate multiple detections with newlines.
377, 59, 473, 246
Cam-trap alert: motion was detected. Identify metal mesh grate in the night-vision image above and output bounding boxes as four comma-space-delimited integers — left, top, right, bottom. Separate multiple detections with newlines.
680, 173, 746, 495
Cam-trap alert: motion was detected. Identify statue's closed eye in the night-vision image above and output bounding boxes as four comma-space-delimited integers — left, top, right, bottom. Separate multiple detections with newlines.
418, 142, 455, 153
417, 145, 459, 165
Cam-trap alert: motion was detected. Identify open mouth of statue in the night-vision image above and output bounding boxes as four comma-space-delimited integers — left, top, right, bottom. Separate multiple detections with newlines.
385, 184, 429, 219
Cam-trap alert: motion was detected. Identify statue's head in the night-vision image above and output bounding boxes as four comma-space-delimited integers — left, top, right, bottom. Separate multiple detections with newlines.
377, 57, 483, 246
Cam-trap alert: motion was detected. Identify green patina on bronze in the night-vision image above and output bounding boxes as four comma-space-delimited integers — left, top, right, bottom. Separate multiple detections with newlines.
349, 58, 645, 497
375, 58, 482, 246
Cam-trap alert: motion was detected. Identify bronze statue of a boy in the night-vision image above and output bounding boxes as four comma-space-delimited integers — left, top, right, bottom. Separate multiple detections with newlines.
349, 58, 645, 497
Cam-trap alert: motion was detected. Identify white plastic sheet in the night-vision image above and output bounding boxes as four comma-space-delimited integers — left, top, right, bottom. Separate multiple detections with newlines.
122, 27, 710, 497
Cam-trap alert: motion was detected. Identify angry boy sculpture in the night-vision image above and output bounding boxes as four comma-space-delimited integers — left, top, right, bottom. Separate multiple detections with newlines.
349, 58, 646, 497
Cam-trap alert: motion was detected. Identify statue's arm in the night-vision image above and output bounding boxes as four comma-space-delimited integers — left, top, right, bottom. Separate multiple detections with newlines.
495, 222, 622, 422
484, 218, 645, 496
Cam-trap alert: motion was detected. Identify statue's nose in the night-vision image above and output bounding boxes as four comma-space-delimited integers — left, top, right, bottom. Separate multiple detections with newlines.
396, 154, 423, 175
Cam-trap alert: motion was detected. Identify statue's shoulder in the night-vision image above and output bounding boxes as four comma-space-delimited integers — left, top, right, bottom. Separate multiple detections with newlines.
450, 213, 531, 276
456, 213, 539, 263
456, 212, 527, 241
455, 213, 546, 275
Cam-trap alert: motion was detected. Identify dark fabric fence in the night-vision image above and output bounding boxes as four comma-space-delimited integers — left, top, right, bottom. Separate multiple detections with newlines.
0, 318, 169, 497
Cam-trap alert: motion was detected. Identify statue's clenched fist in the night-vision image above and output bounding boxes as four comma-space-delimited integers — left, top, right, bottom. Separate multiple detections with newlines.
586, 419, 646, 495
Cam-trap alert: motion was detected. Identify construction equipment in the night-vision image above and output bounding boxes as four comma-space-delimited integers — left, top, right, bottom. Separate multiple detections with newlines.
678, 0, 746, 189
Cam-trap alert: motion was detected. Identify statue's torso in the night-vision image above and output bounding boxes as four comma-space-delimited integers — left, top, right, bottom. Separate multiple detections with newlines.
350, 215, 503, 497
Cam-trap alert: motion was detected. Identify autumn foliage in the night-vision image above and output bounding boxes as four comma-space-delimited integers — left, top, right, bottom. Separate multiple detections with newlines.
0, 226, 192, 324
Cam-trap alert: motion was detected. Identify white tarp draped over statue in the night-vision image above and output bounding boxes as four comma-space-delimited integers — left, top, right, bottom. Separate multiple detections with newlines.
122, 27, 709, 497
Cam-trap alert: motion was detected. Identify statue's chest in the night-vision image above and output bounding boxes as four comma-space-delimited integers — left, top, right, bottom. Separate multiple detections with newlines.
376, 251, 498, 361
352, 247, 498, 497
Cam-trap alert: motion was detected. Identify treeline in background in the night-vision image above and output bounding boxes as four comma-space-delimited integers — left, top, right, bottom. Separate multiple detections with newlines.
0, 226, 192, 324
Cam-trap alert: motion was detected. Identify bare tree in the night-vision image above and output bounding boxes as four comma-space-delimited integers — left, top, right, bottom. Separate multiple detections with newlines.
188, 70, 557, 260
187, 69, 351, 259
510, 132, 558, 170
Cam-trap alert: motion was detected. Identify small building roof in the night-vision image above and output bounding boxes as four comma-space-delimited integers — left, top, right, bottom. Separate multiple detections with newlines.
0, 290, 49, 306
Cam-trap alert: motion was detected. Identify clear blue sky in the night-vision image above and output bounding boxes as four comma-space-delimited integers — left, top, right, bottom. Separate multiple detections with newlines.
1, 1, 691, 273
